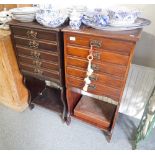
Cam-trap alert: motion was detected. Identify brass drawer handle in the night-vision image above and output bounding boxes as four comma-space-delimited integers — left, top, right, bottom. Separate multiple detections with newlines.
89, 75, 98, 81
91, 64, 100, 71
90, 40, 102, 48
27, 30, 37, 39
34, 68, 43, 75
29, 40, 39, 49
93, 52, 101, 60
30, 51, 40, 58
33, 60, 42, 67
88, 84, 96, 90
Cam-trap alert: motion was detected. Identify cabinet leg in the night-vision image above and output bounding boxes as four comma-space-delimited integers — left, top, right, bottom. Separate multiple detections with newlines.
66, 114, 71, 125
60, 88, 67, 121
103, 131, 112, 143
29, 103, 35, 110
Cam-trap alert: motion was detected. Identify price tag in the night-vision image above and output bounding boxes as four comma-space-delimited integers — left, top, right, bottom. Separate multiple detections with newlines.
69, 36, 76, 41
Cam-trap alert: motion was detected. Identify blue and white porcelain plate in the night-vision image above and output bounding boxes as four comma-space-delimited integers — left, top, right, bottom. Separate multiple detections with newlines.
82, 17, 151, 31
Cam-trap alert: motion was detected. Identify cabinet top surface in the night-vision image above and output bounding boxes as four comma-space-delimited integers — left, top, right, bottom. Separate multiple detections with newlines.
9, 20, 65, 32
63, 26, 142, 42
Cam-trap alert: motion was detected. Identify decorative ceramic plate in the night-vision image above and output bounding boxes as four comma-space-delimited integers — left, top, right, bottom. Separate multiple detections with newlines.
82, 17, 151, 31
10, 7, 38, 15
109, 17, 150, 27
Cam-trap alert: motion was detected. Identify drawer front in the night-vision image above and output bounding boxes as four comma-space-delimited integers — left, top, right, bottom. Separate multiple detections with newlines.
20, 63, 59, 81
16, 46, 58, 62
14, 37, 57, 52
66, 45, 129, 66
18, 55, 59, 71
65, 34, 134, 55
66, 56, 127, 79
66, 66, 123, 89
66, 76, 121, 102
11, 26, 57, 42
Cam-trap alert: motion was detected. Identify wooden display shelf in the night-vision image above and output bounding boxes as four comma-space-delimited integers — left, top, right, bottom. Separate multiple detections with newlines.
32, 87, 63, 113
25, 76, 63, 113
74, 95, 116, 130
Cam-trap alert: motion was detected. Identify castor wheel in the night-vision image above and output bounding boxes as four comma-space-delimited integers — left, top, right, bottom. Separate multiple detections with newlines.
29, 103, 35, 110
66, 116, 71, 125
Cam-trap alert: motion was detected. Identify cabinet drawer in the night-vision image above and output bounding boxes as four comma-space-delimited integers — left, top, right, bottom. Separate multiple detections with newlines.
11, 26, 57, 42
20, 63, 59, 81
66, 66, 123, 89
66, 56, 127, 79
65, 34, 134, 55
18, 55, 59, 71
66, 45, 129, 66
16, 46, 58, 62
14, 36, 57, 52
66, 76, 121, 102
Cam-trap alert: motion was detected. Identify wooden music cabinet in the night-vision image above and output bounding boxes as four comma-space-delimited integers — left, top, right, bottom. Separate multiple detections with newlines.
9, 21, 67, 120
63, 26, 142, 140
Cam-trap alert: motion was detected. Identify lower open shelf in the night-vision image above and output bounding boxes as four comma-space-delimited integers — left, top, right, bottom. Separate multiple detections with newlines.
74, 95, 116, 130
25, 76, 63, 113
32, 87, 63, 113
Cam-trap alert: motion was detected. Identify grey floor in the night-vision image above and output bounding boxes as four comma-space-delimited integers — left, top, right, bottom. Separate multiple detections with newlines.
0, 103, 155, 150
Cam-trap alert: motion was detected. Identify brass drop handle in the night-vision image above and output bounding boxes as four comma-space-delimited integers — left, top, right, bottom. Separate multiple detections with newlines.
89, 75, 98, 81
34, 51, 40, 58
33, 60, 42, 67
88, 84, 96, 90
27, 30, 37, 39
90, 40, 102, 48
30, 51, 40, 58
91, 64, 100, 71
34, 68, 43, 75
29, 40, 39, 49
93, 52, 101, 60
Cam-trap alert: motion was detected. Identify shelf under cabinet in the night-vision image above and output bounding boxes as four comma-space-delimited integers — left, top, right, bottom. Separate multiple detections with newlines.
25, 76, 63, 113
32, 87, 63, 113
74, 95, 116, 130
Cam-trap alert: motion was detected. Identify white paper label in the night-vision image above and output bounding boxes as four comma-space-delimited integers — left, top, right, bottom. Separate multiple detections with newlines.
69, 36, 76, 41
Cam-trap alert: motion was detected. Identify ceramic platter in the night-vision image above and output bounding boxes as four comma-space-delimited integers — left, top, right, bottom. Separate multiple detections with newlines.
82, 18, 151, 31
10, 7, 38, 15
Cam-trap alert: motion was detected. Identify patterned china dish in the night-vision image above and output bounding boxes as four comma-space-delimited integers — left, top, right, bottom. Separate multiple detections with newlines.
69, 10, 83, 30
10, 7, 39, 22
36, 9, 68, 28
82, 9, 110, 28
107, 7, 141, 26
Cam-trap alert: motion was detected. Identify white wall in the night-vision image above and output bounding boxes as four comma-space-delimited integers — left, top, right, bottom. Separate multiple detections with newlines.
125, 4, 155, 68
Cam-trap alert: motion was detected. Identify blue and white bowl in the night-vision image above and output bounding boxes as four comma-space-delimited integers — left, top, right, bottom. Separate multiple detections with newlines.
82, 10, 109, 28
107, 7, 141, 26
36, 9, 68, 28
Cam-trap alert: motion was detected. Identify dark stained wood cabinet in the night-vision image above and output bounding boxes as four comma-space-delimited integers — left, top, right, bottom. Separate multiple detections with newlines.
9, 21, 67, 120
63, 26, 142, 140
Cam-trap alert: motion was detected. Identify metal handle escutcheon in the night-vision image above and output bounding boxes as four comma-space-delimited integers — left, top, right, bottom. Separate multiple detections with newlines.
34, 68, 43, 75
90, 40, 102, 48
89, 75, 98, 81
29, 40, 39, 49
88, 84, 96, 90
27, 30, 37, 39
33, 60, 42, 67
91, 64, 100, 71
